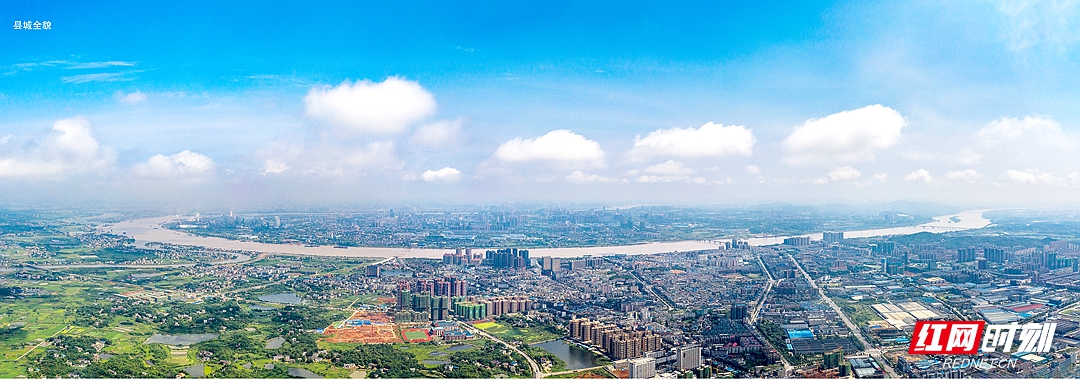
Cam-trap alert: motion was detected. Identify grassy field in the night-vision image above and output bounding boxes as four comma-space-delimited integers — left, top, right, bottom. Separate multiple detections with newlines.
0, 282, 118, 377
402, 330, 430, 341
831, 297, 882, 328
0, 217, 399, 378
475, 321, 560, 344
391, 339, 485, 364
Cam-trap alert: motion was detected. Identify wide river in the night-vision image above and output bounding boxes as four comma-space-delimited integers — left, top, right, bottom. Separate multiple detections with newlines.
104, 210, 992, 259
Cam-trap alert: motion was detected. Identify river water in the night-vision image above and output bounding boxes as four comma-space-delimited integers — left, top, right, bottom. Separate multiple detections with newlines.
103, 210, 992, 259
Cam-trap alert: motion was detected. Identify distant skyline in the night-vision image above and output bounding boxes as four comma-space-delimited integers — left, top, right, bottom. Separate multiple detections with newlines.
3, 1, 1080, 208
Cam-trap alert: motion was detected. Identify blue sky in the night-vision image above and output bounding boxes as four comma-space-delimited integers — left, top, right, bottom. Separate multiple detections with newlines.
3, 1, 1080, 208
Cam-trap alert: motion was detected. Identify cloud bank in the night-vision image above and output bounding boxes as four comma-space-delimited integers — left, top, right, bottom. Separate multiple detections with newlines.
304, 77, 436, 134
783, 105, 905, 165
421, 167, 462, 182
0, 117, 115, 178
629, 122, 754, 160
132, 150, 215, 178
494, 130, 606, 168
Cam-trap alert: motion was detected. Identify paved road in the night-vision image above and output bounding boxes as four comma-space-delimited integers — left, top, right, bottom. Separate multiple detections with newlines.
752, 255, 791, 377
465, 324, 542, 378
751, 255, 776, 325
787, 252, 899, 378
16, 325, 71, 361
628, 267, 674, 310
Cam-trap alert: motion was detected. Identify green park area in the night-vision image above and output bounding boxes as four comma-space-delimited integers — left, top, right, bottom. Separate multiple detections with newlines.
0, 272, 536, 378
474, 317, 561, 344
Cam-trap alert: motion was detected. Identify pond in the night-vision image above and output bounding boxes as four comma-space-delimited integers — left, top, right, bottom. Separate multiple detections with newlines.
145, 333, 219, 345
422, 360, 450, 365
266, 336, 285, 349
183, 363, 205, 378
446, 344, 473, 352
258, 293, 303, 304
288, 367, 323, 378
531, 339, 598, 370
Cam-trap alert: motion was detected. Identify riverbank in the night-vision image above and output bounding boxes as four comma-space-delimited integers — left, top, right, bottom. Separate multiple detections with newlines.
102, 210, 992, 259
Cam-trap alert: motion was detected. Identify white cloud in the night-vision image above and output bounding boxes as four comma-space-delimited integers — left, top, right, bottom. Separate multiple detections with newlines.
494, 129, 605, 168
977, 116, 1071, 147
61, 72, 134, 84
67, 61, 136, 69
997, 0, 1080, 53
782, 104, 905, 165
969, 116, 1078, 173
262, 159, 289, 175
304, 77, 436, 134
874, 173, 888, 182
1002, 169, 1060, 184
0, 117, 115, 178
745, 165, 760, 174
132, 150, 214, 178
644, 160, 695, 175
813, 166, 861, 184
628, 122, 754, 160
904, 169, 933, 183
946, 169, 982, 182
115, 91, 147, 104
421, 167, 462, 182
410, 119, 462, 147
565, 170, 620, 184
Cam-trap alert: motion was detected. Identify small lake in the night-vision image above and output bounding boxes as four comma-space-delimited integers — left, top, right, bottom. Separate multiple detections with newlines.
259, 293, 303, 304
266, 336, 285, 349
184, 363, 205, 378
446, 344, 472, 352
145, 333, 219, 345
422, 360, 450, 365
288, 367, 323, 378
532, 339, 598, 370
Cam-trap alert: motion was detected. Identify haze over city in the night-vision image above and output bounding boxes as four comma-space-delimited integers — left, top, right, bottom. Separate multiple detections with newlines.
11, 3, 1080, 380
3, 1, 1080, 208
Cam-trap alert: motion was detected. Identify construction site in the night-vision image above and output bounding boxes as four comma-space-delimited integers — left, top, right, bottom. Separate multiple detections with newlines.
322, 310, 403, 344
